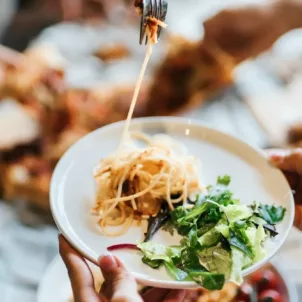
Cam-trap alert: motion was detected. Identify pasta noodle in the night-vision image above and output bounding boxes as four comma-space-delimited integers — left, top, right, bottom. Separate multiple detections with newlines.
92, 14, 204, 236
93, 133, 204, 236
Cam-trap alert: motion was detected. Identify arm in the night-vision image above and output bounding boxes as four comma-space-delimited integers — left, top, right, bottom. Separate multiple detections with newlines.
281, 0, 302, 30
267, 148, 302, 230
203, 0, 302, 62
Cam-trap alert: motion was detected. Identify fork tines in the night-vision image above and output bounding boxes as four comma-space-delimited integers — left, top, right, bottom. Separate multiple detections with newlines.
139, 0, 168, 45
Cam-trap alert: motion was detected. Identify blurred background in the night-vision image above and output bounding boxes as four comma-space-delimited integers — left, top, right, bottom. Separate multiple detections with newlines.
0, 0, 302, 301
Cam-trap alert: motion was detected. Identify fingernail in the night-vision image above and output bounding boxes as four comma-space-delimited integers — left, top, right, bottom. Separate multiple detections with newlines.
98, 250, 112, 261
269, 154, 283, 165
98, 252, 118, 269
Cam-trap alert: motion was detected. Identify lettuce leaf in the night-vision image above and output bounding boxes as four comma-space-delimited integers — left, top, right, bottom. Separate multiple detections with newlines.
180, 247, 206, 271
196, 176, 234, 207
178, 202, 211, 223
138, 242, 182, 263
215, 223, 230, 239
246, 225, 266, 262
189, 271, 225, 290
217, 175, 231, 186
197, 245, 232, 278
222, 204, 253, 223
165, 262, 188, 281
142, 256, 163, 269
229, 223, 254, 259
230, 248, 244, 284
138, 175, 286, 290
257, 204, 286, 224
187, 225, 199, 248
198, 228, 221, 247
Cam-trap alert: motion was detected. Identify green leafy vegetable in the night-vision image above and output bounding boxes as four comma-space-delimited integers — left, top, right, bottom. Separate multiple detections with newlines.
165, 262, 188, 281
222, 204, 252, 223
196, 176, 234, 207
187, 225, 199, 248
197, 245, 232, 277
144, 204, 170, 242
249, 225, 267, 262
215, 223, 230, 239
249, 215, 267, 226
170, 206, 188, 224
202, 206, 222, 224
257, 204, 286, 224
217, 175, 231, 186
142, 256, 163, 269
189, 271, 225, 290
162, 221, 175, 236
198, 228, 221, 247
180, 246, 205, 271
263, 224, 278, 237
171, 206, 194, 235
178, 202, 211, 223
229, 225, 254, 259
197, 223, 217, 237
138, 175, 286, 290
230, 248, 244, 284
138, 242, 182, 263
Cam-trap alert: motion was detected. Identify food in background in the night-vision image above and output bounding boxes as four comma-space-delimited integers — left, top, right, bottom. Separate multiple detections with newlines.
146, 36, 235, 115
94, 44, 131, 62
2, 156, 52, 210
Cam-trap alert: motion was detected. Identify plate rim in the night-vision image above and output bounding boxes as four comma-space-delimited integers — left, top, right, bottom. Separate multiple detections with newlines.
50, 116, 295, 289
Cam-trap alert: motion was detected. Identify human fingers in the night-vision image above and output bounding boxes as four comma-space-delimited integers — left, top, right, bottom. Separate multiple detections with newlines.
99, 254, 142, 302
59, 235, 101, 302
142, 288, 170, 302
163, 289, 187, 302
267, 148, 302, 174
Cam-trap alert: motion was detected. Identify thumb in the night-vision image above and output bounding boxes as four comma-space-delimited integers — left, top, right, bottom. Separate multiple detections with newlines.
267, 148, 302, 174
294, 205, 302, 230
99, 254, 142, 302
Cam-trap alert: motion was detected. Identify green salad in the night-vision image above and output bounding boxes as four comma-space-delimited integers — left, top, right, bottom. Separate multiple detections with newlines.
138, 176, 286, 290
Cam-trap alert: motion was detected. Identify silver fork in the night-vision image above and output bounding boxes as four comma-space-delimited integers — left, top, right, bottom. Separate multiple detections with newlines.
135, 0, 168, 45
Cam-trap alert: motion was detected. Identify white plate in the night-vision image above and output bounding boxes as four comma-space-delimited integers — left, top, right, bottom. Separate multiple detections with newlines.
50, 117, 294, 289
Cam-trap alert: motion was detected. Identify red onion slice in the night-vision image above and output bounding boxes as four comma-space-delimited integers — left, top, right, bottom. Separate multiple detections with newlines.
107, 244, 139, 251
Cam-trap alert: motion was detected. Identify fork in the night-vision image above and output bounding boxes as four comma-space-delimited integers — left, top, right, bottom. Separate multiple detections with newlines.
135, 0, 168, 45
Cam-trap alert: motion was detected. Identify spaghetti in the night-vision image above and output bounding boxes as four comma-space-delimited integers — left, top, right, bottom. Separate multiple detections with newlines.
118, 17, 167, 150
92, 12, 205, 236
93, 133, 204, 236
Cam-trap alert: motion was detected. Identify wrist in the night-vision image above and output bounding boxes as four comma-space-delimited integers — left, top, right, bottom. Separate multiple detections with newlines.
274, 0, 302, 31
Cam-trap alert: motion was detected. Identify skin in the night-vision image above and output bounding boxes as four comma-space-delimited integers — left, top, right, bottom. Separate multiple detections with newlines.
59, 235, 187, 302
267, 148, 302, 229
